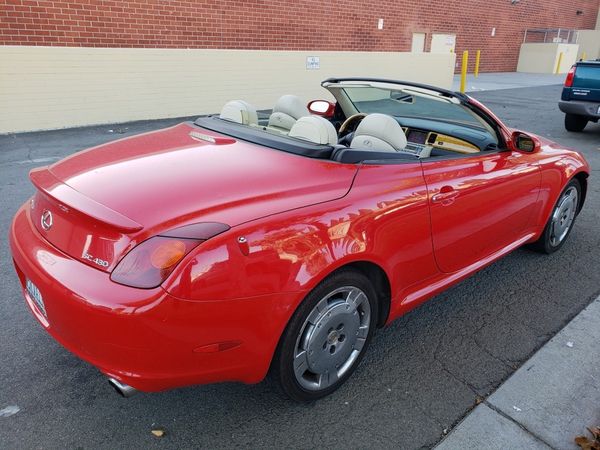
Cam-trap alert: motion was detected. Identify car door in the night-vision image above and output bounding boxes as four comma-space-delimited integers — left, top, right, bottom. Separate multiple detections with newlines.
421, 150, 541, 273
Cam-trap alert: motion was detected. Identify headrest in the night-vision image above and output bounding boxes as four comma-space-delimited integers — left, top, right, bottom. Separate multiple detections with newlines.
219, 100, 258, 126
268, 95, 310, 130
351, 113, 407, 152
272, 95, 309, 119
289, 116, 338, 146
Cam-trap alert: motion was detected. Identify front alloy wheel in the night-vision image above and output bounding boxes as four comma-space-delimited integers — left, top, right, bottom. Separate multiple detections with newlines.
530, 178, 581, 254
548, 185, 578, 247
272, 269, 378, 401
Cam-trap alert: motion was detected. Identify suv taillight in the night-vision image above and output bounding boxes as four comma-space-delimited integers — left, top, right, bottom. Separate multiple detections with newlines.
564, 66, 576, 87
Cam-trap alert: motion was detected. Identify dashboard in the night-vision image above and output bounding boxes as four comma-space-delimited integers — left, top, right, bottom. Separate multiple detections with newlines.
402, 127, 481, 158
397, 116, 500, 158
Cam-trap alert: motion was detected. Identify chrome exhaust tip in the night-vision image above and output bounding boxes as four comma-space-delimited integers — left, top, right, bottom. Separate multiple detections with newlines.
108, 377, 138, 398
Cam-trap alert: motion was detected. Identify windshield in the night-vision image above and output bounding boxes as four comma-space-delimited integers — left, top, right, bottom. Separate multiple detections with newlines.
342, 86, 486, 128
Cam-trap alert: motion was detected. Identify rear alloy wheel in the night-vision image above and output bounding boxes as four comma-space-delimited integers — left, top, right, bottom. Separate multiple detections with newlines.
272, 269, 378, 402
564, 113, 588, 132
530, 179, 580, 254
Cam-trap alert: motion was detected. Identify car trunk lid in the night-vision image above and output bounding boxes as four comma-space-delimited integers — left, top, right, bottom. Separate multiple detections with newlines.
29, 122, 357, 272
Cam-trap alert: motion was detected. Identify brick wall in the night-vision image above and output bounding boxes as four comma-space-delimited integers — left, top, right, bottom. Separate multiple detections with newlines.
1, 0, 599, 72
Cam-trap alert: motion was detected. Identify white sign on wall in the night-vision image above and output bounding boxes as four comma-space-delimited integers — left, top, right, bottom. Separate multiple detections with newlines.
306, 56, 320, 70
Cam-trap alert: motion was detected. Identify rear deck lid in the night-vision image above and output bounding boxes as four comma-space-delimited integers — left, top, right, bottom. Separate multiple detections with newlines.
30, 168, 141, 272
28, 122, 358, 272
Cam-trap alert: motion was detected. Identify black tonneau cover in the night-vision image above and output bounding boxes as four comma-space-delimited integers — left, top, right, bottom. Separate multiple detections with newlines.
193, 116, 335, 159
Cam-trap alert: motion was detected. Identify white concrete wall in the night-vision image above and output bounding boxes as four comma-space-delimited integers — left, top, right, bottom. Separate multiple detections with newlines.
596, 8, 600, 30
0, 46, 456, 134
577, 30, 600, 60
517, 43, 579, 74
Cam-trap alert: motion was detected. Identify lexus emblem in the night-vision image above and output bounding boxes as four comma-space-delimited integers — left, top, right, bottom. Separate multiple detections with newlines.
41, 210, 53, 231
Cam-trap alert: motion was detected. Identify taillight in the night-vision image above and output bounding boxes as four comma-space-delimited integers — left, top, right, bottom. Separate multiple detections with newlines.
110, 221, 230, 289
564, 66, 576, 87
111, 237, 202, 288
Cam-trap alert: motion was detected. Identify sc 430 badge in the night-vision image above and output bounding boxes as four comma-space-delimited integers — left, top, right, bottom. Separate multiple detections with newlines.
82, 253, 109, 268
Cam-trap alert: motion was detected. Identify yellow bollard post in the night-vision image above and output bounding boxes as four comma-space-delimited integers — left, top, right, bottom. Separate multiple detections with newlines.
460, 50, 469, 93
555, 52, 563, 74
581, 51, 587, 61
474, 50, 481, 78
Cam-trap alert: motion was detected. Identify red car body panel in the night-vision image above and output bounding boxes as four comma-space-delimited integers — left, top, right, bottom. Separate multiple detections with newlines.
28, 123, 357, 272
11, 206, 305, 390
9, 96, 590, 393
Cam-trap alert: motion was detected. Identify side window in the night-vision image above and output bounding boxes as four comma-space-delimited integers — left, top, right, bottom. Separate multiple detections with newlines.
466, 106, 505, 149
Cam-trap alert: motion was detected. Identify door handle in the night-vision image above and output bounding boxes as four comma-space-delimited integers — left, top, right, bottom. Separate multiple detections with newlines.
431, 187, 459, 204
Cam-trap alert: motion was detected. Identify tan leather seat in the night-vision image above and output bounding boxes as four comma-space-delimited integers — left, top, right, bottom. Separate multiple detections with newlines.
289, 116, 338, 146
267, 95, 310, 133
219, 100, 258, 126
350, 113, 407, 152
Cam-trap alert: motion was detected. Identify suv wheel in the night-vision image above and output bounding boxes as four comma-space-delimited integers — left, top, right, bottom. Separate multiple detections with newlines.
564, 113, 588, 132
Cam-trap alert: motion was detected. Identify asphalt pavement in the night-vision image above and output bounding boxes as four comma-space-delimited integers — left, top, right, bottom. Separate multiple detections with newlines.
436, 294, 600, 449
452, 72, 567, 92
1, 84, 599, 449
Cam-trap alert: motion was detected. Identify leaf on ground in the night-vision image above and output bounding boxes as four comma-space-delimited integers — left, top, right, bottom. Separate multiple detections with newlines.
575, 426, 600, 450
151, 429, 166, 438
589, 427, 600, 440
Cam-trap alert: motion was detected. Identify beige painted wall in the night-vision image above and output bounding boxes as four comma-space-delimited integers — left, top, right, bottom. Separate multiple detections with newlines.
596, 8, 600, 30
517, 43, 579, 73
0, 46, 456, 134
578, 30, 600, 60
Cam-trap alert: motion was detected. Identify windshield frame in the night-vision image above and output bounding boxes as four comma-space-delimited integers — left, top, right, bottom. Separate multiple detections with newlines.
335, 84, 489, 131
322, 77, 506, 148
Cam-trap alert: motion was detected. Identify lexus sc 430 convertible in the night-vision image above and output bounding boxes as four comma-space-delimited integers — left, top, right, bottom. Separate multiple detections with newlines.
10, 78, 589, 401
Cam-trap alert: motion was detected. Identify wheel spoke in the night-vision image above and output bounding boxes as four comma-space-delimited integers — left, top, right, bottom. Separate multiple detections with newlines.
347, 288, 366, 309
307, 298, 328, 324
353, 337, 366, 353
293, 351, 309, 379
549, 220, 557, 246
318, 370, 339, 389
552, 206, 562, 223
357, 325, 369, 339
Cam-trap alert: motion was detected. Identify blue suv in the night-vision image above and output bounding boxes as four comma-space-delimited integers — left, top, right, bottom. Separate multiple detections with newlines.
559, 60, 600, 132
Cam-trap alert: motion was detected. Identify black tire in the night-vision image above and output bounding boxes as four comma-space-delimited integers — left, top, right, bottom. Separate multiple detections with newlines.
564, 113, 588, 132
529, 178, 581, 254
271, 268, 378, 402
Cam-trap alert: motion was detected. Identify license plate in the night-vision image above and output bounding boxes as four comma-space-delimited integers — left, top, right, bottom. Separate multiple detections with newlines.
26, 279, 46, 318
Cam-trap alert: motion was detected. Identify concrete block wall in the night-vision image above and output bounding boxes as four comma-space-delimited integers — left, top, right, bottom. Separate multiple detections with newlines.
0, 46, 456, 133
516, 43, 579, 73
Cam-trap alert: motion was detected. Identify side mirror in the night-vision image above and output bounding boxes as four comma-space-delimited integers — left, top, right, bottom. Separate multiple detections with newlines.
511, 131, 539, 153
308, 100, 335, 118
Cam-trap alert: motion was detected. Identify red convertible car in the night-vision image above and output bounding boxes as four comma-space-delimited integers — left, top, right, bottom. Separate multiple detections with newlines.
10, 78, 589, 401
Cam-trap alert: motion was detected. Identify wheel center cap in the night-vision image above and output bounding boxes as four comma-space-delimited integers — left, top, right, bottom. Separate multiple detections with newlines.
327, 330, 339, 345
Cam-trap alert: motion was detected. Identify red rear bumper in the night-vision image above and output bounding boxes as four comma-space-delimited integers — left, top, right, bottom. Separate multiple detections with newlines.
9, 202, 297, 392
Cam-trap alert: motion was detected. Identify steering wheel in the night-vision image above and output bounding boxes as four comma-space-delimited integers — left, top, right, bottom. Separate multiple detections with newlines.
339, 113, 368, 136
